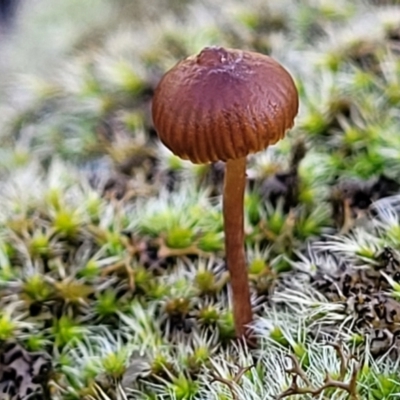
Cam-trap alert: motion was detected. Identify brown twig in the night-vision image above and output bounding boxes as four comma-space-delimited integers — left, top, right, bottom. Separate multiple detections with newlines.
100, 256, 135, 290
329, 341, 349, 379
211, 364, 254, 400
277, 342, 360, 400
285, 354, 311, 386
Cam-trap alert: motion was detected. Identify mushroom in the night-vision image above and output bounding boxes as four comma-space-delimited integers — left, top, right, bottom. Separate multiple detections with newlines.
151, 46, 299, 339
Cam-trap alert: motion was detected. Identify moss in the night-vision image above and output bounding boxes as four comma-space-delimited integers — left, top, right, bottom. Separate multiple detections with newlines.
1, 0, 400, 398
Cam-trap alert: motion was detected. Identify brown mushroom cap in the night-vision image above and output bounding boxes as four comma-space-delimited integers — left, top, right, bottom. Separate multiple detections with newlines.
152, 46, 299, 164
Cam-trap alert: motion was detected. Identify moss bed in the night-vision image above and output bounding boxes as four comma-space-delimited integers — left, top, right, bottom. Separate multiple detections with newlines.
2, 0, 400, 399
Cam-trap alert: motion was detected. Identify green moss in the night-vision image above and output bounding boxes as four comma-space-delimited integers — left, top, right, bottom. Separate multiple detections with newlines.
170, 374, 199, 400
95, 290, 120, 317
198, 231, 223, 252
28, 233, 51, 258
166, 226, 195, 249
52, 316, 86, 348
198, 305, 220, 327
0, 314, 16, 341
53, 210, 81, 238
102, 349, 129, 378
269, 326, 290, 347
23, 274, 53, 302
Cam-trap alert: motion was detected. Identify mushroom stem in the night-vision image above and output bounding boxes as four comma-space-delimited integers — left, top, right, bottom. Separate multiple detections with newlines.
223, 157, 253, 338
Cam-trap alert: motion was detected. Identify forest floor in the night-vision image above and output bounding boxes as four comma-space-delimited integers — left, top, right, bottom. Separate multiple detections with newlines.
1, 0, 400, 399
